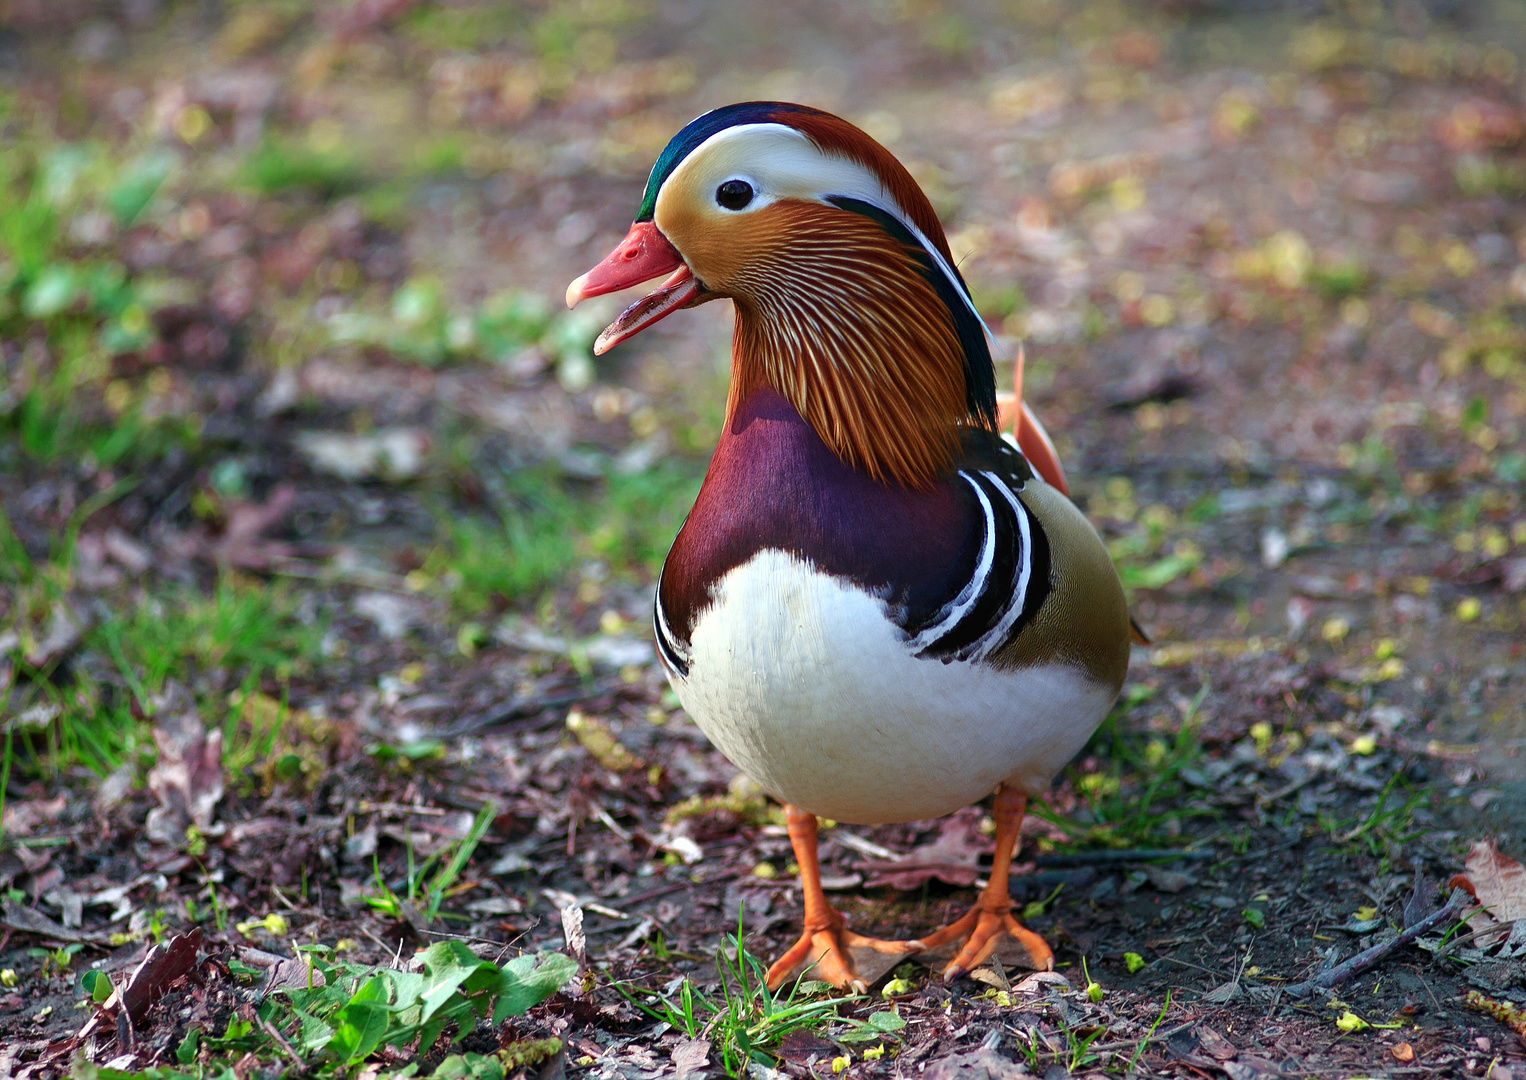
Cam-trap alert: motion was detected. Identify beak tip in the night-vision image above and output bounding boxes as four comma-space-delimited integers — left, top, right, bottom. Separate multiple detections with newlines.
565, 273, 589, 310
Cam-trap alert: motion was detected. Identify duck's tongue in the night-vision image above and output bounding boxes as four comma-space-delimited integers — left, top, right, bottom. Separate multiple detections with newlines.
593, 265, 697, 354
565, 221, 697, 353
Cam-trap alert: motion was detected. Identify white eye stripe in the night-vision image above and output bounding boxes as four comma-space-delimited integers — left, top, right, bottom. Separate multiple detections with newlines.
659, 122, 1000, 354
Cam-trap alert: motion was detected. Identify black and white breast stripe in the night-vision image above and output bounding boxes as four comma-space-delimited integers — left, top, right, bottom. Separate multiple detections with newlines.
905, 469, 1050, 664
653, 579, 692, 678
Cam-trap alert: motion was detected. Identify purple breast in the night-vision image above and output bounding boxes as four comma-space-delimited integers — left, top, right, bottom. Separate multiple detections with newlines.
658, 387, 980, 644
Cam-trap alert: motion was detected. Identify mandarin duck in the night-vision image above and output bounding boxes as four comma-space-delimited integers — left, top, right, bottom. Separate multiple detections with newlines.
566, 102, 1132, 990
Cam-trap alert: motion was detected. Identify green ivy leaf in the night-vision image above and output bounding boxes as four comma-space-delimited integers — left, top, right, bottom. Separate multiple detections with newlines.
435, 1053, 507, 1080
330, 975, 392, 1064
175, 1025, 202, 1065
491, 953, 578, 1025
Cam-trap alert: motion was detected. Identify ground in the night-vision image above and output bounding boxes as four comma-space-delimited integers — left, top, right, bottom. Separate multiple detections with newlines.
2, 0, 1526, 1077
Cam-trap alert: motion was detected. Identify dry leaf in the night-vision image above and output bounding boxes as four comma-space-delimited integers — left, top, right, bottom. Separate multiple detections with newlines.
1, 897, 105, 943
560, 902, 586, 963
860, 810, 989, 890
114, 928, 204, 1023
670, 1038, 710, 1080
144, 684, 224, 847
208, 483, 296, 570
262, 955, 327, 993
79, 928, 205, 1041
1196, 1026, 1238, 1061
1403, 866, 1436, 930
922, 1047, 1029, 1080
1449, 839, 1526, 948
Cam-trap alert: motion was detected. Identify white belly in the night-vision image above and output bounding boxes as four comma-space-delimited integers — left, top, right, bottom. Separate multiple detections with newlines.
666, 550, 1117, 824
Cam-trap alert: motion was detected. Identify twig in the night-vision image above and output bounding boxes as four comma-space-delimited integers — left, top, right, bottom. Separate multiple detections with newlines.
1283, 889, 1467, 999
618, 879, 691, 908
592, 803, 633, 841
357, 801, 451, 817
442, 687, 612, 738
257, 1012, 309, 1076
1032, 849, 1213, 867
1225, 835, 1309, 862
1255, 771, 1319, 809
831, 831, 902, 861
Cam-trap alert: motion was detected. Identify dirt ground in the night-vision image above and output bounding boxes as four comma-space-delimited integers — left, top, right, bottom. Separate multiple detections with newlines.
3, 1, 1526, 1077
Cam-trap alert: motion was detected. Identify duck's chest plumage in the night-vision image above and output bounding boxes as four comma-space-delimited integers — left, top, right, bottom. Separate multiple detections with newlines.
656, 389, 1128, 824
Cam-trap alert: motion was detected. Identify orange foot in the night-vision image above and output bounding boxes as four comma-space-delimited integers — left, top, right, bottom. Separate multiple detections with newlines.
915, 898, 1054, 981
765, 904, 919, 992
914, 787, 1055, 981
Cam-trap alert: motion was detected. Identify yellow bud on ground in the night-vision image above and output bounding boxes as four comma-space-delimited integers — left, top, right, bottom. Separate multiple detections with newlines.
1457, 597, 1482, 622
1250, 722, 1273, 753
1336, 1010, 1369, 1033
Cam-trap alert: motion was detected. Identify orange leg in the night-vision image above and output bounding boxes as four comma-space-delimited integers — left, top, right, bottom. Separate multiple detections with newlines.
765, 805, 919, 992
914, 786, 1054, 980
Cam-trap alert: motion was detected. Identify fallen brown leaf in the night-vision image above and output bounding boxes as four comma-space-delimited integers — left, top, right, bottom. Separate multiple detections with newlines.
1449, 839, 1526, 948
859, 809, 990, 890
144, 684, 224, 847
208, 483, 297, 570
1196, 1026, 1238, 1061
670, 1038, 710, 1080
0, 897, 107, 944
114, 928, 205, 1024
922, 1047, 1029, 1080
79, 928, 206, 1042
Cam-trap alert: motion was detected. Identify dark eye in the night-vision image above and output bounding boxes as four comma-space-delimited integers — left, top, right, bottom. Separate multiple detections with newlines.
715, 179, 754, 210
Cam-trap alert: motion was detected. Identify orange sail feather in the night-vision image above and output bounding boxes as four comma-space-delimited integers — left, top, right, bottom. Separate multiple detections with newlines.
994, 345, 1068, 496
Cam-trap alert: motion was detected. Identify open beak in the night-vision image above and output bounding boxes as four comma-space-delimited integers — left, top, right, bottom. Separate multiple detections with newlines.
565, 221, 699, 355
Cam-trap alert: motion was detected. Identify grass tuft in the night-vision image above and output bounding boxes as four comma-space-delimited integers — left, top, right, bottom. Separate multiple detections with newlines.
240, 137, 364, 198
616, 912, 904, 1077
431, 463, 701, 611
1037, 682, 1216, 848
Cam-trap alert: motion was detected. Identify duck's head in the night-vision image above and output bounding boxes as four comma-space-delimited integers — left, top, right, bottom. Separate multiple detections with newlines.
567, 101, 997, 488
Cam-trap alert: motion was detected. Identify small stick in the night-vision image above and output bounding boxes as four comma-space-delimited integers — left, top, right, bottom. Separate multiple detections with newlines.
257, 1013, 309, 1076
1284, 889, 1467, 999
